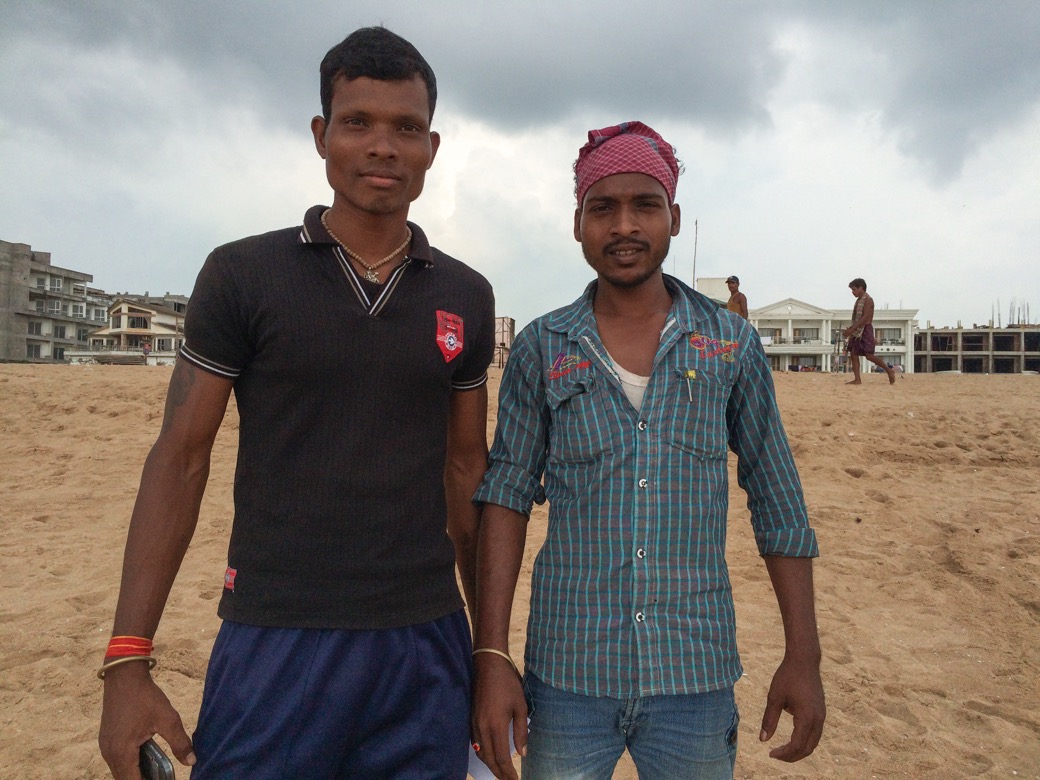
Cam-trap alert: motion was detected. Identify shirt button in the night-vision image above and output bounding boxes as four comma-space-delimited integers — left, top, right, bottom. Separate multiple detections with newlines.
638, 478, 648, 489
637, 420, 648, 431
636, 548, 646, 559
635, 612, 645, 623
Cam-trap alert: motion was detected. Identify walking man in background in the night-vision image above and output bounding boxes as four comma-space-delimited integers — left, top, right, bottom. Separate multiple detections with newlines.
99, 27, 494, 779
842, 277, 896, 384
726, 274, 748, 319
470, 121, 824, 779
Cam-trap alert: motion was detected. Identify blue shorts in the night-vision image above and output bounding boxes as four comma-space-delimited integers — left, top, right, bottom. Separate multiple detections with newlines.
190, 610, 472, 779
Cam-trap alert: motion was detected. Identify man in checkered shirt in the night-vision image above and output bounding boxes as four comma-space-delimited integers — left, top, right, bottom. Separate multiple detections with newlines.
470, 121, 825, 780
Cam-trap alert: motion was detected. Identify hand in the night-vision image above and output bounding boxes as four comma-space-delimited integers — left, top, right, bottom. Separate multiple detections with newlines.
759, 657, 825, 762
470, 655, 528, 780
99, 663, 195, 779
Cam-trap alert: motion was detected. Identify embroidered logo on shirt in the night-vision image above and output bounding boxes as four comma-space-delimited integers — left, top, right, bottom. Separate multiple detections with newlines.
549, 352, 592, 380
436, 311, 464, 363
224, 566, 237, 592
689, 332, 739, 362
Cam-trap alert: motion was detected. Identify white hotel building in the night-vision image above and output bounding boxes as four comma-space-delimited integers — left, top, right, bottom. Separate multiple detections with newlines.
697, 279, 919, 373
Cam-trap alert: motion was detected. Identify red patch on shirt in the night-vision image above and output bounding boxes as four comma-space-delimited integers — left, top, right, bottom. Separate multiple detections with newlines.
224, 566, 237, 591
689, 332, 739, 361
436, 311, 464, 363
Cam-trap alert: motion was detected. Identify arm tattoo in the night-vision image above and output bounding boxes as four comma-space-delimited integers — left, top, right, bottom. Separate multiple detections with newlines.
161, 360, 196, 434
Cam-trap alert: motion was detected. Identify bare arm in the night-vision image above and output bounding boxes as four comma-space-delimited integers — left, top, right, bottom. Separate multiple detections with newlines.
759, 555, 826, 762
843, 296, 874, 335
738, 292, 749, 319
444, 385, 489, 617
99, 359, 233, 779
471, 503, 529, 780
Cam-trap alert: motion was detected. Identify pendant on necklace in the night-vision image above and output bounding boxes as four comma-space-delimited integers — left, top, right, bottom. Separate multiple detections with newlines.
364, 269, 379, 282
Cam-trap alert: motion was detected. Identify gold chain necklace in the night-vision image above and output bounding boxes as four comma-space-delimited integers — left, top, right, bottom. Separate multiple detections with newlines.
321, 209, 411, 282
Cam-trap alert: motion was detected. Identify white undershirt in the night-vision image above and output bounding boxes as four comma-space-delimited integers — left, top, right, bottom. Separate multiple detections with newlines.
606, 350, 650, 412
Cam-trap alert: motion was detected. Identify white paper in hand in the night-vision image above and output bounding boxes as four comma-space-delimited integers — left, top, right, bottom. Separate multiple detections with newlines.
467, 720, 518, 780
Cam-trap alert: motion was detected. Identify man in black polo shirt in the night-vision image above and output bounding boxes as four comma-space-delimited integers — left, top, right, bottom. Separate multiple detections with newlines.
99, 27, 495, 779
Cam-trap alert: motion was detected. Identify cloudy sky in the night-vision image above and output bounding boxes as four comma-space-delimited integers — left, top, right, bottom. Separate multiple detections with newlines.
2, 1, 1038, 330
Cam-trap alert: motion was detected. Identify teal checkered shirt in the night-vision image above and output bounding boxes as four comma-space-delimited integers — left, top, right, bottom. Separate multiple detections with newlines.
474, 275, 818, 698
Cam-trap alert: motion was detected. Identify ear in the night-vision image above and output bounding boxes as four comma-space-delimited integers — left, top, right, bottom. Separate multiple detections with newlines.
311, 116, 328, 159
670, 202, 681, 237
573, 208, 582, 242
428, 130, 441, 169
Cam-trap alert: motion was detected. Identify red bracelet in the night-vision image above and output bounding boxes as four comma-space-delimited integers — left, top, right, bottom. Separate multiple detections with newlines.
105, 635, 154, 660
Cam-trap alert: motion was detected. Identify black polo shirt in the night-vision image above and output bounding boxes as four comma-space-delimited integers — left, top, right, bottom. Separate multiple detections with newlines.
180, 206, 495, 629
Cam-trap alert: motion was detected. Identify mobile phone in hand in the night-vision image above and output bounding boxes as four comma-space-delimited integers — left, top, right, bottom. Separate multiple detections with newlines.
139, 739, 175, 780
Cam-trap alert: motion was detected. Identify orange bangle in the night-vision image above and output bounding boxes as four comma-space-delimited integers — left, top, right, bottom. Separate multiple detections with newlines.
105, 635, 153, 659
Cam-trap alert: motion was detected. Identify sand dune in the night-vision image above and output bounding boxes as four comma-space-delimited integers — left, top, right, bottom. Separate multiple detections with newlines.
0, 365, 1037, 778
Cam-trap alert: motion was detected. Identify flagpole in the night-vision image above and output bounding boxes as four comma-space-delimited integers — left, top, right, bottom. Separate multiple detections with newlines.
691, 219, 698, 289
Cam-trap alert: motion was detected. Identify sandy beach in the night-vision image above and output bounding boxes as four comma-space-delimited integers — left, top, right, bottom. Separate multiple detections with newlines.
1, 364, 1037, 779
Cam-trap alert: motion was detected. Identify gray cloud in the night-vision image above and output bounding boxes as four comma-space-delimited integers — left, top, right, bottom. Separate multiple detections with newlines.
5, 1, 1037, 174
2, 1, 1037, 328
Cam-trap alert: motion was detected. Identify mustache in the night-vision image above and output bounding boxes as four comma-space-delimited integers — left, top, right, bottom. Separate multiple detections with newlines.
603, 238, 651, 253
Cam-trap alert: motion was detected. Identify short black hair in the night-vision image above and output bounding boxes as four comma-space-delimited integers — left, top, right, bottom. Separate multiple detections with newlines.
319, 27, 437, 122
849, 278, 867, 290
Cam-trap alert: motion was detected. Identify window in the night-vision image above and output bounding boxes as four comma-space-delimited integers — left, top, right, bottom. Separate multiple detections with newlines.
35, 300, 45, 313
53, 325, 67, 339
71, 304, 85, 318
36, 278, 46, 289
48, 300, 62, 315
793, 328, 819, 342
28, 321, 43, 335
77, 327, 90, 342
53, 347, 65, 360
128, 316, 148, 329
93, 309, 108, 322
876, 328, 902, 344
962, 334, 986, 352
27, 344, 41, 358
111, 315, 122, 328
73, 284, 87, 296
993, 334, 1017, 352
50, 278, 63, 292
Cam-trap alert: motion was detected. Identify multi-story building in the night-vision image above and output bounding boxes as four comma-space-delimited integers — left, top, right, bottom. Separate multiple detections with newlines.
750, 298, 918, 373
914, 325, 1040, 374
119, 292, 189, 315
695, 278, 918, 373
67, 297, 186, 366
493, 316, 515, 368
0, 239, 111, 362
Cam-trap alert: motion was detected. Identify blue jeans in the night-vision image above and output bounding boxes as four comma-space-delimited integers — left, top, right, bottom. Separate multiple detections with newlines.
522, 672, 738, 780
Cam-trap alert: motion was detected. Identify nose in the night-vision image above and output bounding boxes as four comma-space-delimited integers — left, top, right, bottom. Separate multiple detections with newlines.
367, 124, 398, 159
610, 204, 640, 236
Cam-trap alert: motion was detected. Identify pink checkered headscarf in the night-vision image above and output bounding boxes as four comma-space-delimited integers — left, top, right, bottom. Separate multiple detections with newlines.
574, 121, 679, 207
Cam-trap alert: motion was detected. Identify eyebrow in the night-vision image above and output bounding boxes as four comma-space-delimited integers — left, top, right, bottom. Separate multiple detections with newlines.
586, 192, 667, 204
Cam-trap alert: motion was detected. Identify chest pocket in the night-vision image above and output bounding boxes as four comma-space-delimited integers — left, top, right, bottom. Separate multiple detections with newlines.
546, 375, 612, 463
666, 367, 733, 460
